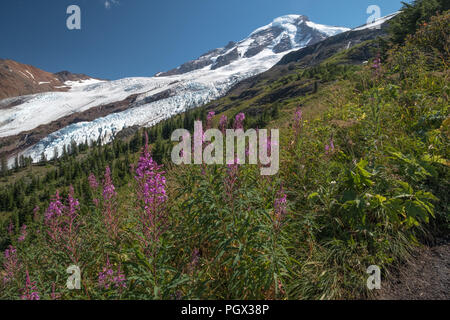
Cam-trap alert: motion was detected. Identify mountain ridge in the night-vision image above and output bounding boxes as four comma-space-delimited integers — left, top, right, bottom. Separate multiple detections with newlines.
155, 14, 349, 77
0, 59, 95, 100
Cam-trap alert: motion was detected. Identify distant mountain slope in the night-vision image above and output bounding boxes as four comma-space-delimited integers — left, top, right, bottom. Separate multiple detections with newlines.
277, 12, 399, 66
0, 59, 94, 100
196, 14, 399, 121
155, 15, 349, 77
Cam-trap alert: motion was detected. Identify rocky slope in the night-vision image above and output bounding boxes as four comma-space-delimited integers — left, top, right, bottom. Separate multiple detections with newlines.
0, 59, 94, 100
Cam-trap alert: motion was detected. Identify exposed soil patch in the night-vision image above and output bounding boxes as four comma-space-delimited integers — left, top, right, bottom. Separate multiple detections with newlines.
376, 238, 450, 300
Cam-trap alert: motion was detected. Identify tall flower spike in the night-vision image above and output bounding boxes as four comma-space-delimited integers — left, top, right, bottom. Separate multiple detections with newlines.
224, 157, 240, 203
188, 248, 200, 274
45, 190, 64, 222
273, 187, 287, 231
17, 224, 27, 242
44, 188, 81, 263
219, 115, 228, 134
88, 173, 99, 190
372, 54, 382, 76
21, 270, 40, 300
102, 166, 120, 239
234, 113, 245, 130
206, 111, 215, 129
98, 255, 127, 290
325, 137, 335, 156
7, 220, 14, 236
135, 141, 168, 257
50, 283, 61, 300
2, 245, 21, 284
294, 107, 303, 130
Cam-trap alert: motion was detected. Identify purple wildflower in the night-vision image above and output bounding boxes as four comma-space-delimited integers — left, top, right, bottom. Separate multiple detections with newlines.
88, 173, 99, 190
224, 158, 240, 203
219, 115, 228, 134
50, 283, 61, 300
372, 54, 382, 76
206, 111, 215, 129
102, 167, 120, 239
67, 186, 80, 220
2, 245, 21, 284
188, 248, 200, 274
293, 107, 303, 138
273, 187, 288, 230
135, 136, 168, 257
45, 191, 64, 222
234, 113, 245, 130
44, 187, 81, 263
324, 137, 335, 156
18, 224, 27, 242
7, 221, 14, 236
21, 270, 40, 300
98, 256, 127, 290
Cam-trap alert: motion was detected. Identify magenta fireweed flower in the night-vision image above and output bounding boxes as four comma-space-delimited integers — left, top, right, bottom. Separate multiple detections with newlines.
50, 283, 61, 300
67, 186, 80, 221
18, 224, 27, 242
7, 220, 14, 236
188, 248, 200, 274
273, 188, 287, 230
372, 56, 381, 70
224, 158, 240, 203
88, 173, 99, 190
89, 173, 100, 206
103, 167, 117, 200
45, 191, 64, 222
191, 248, 200, 267
324, 137, 335, 156
21, 270, 40, 300
294, 107, 303, 138
234, 113, 245, 130
294, 107, 303, 125
135, 137, 168, 257
2, 245, 21, 284
44, 187, 81, 263
219, 115, 228, 134
372, 54, 382, 76
206, 111, 215, 129
98, 256, 127, 290
102, 167, 120, 239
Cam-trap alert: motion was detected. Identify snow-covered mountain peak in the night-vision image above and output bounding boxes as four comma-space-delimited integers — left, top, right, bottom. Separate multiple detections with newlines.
156, 14, 350, 77
249, 14, 309, 36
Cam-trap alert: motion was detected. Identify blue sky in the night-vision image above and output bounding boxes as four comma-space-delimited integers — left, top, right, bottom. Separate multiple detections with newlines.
0, 0, 408, 80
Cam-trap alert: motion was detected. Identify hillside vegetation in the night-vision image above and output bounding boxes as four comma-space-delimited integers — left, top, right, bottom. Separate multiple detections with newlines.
0, 2, 448, 300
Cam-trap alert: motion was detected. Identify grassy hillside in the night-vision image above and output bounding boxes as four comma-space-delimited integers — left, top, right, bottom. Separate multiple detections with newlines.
0, 4, 448, 300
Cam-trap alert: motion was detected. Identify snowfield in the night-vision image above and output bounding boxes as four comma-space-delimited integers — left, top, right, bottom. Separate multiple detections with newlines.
1, 14, 352, 166
353, 12, 400, 31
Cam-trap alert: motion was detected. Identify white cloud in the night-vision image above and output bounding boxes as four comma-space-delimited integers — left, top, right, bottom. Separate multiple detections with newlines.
104, 0, 119, 9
